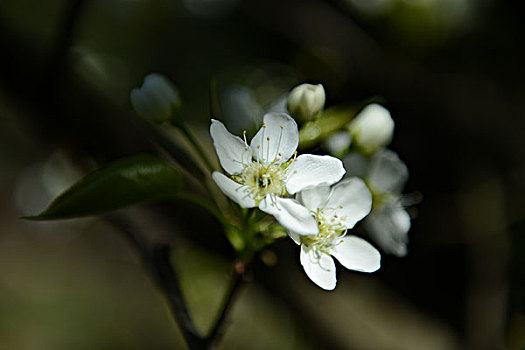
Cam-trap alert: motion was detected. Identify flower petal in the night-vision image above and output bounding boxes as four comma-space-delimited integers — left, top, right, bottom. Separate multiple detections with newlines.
296, 185, 330, 212
332, 236, 380, 273
300, 245, 336, 290
287, 231, 302, 245
368, 149, 408, 194
364, 203, 410, 257
324, 177, 372, 229
212, 171, 256, 208
259, 196, 318, 235
210, 119, 252, 175
250, 113, 298, 165
343, 151, 370, 179
286, 154, 345, 194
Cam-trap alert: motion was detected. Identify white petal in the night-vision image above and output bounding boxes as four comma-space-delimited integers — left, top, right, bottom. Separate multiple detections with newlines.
212, 172, 256, 208
250, 113, 298, 165
325, 177, 372, 229
343, 151, 370, 179
296, 185, 330, 212
332, 236, 380, 273
286, 154, 345, 194
368, 149, 408, 194
259, 196, 318, 235
300, 245, 336, 290
288, 231, 302, 245
210, 119, 252, 175
364, 203, 410, 257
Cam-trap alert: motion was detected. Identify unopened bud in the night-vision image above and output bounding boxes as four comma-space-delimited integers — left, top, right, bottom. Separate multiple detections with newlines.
323, 131, 352, 157
287, 83, 325, 121
130, 73, 181, 123
348, 104, 394, 154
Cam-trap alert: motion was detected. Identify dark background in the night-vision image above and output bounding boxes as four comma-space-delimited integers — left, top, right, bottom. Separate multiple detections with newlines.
0, 0, 524, 349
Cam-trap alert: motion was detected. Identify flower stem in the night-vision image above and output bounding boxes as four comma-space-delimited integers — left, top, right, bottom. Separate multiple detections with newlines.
173, 120, 216, 174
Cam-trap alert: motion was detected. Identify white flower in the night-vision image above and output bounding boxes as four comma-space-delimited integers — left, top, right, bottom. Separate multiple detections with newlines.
344, 149, 410, 257
289, 178, 380, 290
347, 103, 394, 154
287, 83, 325, 121
211, 112, 345, 235
130, 73, 181, 123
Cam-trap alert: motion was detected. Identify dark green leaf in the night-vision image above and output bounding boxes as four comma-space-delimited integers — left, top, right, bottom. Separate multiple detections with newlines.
26, 155, 183, 220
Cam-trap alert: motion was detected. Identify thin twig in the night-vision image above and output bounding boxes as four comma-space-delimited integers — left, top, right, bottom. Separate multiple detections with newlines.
104, 213, 206, 349
203, 267, 243, 347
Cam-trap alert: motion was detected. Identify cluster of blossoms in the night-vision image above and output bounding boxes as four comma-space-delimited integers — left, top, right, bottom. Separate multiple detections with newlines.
130, 74, 412, 290
211, 112, 381, 290
211, 82, 414, 290
289, 83, 413, 258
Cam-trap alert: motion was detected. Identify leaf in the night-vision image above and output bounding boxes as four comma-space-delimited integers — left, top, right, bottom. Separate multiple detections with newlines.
26, 155, 183, 220
299, 105, 358, 149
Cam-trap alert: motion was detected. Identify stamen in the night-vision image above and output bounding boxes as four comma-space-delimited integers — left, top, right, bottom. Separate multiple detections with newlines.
274, 126, 284, 161
242, 130, 248, 146
266, 136, 270, 161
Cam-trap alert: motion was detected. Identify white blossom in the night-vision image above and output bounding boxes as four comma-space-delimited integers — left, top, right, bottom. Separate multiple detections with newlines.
130, 73, 181, 123
211, 112, 345, 235
289, 178, 380, 290
344, 149, 410, 257
287, 83, 325, 121
347, 103, 394, 154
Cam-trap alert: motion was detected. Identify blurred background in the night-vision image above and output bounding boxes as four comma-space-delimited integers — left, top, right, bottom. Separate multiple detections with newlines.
1, 0, 524, 349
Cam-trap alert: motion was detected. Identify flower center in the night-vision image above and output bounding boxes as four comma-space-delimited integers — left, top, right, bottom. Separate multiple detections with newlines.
230, 126, 294, 204
233, 160, 289, 204
300, 208, 347, 253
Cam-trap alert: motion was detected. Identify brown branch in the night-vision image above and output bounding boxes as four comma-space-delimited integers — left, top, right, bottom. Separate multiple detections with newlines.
104, 213, 206, 349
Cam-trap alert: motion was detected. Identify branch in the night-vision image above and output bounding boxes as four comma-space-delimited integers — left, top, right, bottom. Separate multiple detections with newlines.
104, 213, 206, 349
203, 263, 243, 347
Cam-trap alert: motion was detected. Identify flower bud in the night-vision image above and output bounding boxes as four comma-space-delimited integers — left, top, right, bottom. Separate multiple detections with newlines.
347, 103, 394, 154
323, 131, 352, 157
130, 73, 181, 123
287, 83, 325, 121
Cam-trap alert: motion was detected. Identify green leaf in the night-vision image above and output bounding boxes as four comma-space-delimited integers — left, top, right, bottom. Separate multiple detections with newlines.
26, 155, 183, 220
